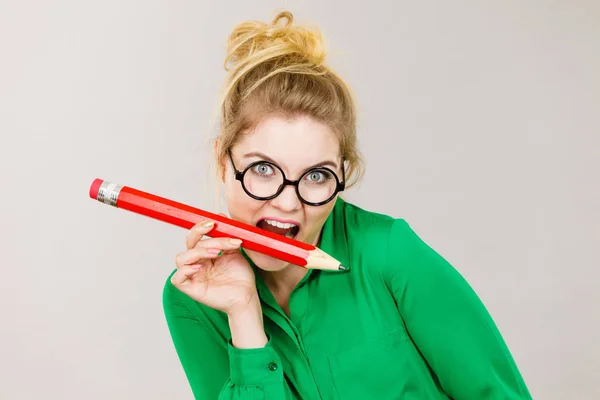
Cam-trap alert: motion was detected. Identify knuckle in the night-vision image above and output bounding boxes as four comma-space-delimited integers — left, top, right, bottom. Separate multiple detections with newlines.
184, 235, 195, 249
196, 228, 206, 237
220, 238, 234, 246
188, 229, 207, 244
193, 238, 211, 249
186, 230, 199, 243
175, 252, 186, 267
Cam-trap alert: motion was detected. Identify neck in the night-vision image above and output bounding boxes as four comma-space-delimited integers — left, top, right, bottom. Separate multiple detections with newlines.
257, 264, 309, 296
257, 230, 321, 297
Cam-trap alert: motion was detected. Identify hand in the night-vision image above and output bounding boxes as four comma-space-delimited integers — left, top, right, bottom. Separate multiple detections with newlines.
171, 216, 258, 316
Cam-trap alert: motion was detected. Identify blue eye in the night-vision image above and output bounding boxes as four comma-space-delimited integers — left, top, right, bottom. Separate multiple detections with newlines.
252, 163, 274, 176
304, 169, 332, 184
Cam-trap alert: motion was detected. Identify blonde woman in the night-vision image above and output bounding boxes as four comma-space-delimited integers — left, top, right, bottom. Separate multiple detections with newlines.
163, 10, 531, 400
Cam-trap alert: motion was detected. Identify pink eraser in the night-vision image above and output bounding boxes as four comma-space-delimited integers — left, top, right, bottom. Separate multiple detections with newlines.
89, 178, 103, 199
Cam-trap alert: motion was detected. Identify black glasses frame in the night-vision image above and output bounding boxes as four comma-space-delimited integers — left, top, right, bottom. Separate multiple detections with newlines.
227, 151, 345, 206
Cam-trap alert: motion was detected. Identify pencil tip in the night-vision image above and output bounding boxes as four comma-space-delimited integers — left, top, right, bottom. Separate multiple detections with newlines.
338, 264, 347, 271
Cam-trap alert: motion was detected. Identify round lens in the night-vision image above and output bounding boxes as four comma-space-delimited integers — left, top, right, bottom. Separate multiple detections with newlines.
298, 168, 338, 204
243, 161, 284, 198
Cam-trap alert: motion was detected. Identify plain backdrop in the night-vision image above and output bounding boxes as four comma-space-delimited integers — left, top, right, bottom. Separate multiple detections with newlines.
1, 0, 598, 399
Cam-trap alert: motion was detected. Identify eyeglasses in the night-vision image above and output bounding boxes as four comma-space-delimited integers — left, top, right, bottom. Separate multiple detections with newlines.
228, 151, 345, 206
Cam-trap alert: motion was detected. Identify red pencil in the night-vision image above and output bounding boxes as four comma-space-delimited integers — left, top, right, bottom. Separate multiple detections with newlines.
88, 178, 345, 271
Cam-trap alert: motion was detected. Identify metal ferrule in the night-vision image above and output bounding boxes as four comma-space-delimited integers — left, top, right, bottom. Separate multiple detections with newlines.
97, 180, 123, 207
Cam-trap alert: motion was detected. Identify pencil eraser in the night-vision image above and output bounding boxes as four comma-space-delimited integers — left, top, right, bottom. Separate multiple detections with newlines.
89, 178, 103, 199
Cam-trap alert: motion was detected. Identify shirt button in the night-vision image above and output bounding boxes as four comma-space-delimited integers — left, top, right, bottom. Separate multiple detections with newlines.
268, 362, 278, 371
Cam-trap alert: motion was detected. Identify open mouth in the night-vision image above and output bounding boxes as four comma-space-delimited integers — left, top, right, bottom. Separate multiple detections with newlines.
256, 218, 300, 239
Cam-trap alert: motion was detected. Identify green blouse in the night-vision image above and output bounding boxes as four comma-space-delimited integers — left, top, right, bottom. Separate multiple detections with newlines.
163, 197, 531, 399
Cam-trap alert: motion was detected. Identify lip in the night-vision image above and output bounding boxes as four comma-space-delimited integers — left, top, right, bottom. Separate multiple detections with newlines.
257, 216, 302, 228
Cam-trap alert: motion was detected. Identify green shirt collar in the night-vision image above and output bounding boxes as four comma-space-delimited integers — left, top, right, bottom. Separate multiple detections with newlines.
316, 196, 351, 273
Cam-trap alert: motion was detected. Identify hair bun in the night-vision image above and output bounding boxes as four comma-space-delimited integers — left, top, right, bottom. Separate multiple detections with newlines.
224, 11, 327, 70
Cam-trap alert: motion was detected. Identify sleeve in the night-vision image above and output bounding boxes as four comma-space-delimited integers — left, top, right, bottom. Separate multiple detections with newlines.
384, 219, 532, 399
162, 277, 291, 400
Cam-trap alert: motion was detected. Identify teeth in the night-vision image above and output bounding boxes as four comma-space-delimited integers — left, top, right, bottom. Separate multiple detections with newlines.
264, 219, 297, 230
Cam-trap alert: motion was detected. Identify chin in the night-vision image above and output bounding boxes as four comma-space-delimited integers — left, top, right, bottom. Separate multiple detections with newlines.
245, 249, 291, 272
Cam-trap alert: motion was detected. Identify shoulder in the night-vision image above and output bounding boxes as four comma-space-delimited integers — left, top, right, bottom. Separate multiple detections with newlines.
338, 197, 414, 246
337, 197, 397, 236
338, 198, 439, 277
337, 198, 407, 272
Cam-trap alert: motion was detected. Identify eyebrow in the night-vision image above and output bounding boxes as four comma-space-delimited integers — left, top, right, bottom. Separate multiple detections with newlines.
243, 151, 339, 171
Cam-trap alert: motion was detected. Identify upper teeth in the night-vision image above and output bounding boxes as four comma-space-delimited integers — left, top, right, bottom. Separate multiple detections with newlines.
265, 219, 297, 229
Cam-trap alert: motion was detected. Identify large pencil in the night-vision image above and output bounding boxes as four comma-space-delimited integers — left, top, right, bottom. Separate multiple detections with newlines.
88, 178, 345, 271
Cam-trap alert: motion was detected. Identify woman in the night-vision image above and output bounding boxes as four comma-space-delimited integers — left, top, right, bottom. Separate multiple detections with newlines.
163, 10, 532, 400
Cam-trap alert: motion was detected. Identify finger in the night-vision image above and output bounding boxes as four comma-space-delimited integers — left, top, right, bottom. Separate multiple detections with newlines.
176, 240, 239, 267
183, 241, 241, 264
193, 237, 243, 251
176, 249, 211, 268
171, 263, 203, 286
185, 220, 216, 250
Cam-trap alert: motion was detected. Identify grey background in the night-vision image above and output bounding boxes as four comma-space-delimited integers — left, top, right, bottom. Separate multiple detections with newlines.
1, 0, 598, 399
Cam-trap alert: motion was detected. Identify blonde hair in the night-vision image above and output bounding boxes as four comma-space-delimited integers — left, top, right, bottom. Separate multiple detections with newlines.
214, 10, 364, 191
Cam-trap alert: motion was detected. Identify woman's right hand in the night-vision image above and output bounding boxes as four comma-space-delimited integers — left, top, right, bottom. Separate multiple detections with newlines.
171, 219, 258, 316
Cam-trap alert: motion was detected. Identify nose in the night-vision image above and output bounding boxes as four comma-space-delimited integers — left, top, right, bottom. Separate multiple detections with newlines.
270, 183, 302, 212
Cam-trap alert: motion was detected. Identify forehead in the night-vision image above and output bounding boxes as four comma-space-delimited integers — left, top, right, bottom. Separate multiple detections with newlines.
235, 115, 340, 169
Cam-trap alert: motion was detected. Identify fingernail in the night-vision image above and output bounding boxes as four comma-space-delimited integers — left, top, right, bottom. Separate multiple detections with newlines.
193, 264, 202, 269
202, 220, 214, 228
208, 248, 221, 255
230, 239, 242, 246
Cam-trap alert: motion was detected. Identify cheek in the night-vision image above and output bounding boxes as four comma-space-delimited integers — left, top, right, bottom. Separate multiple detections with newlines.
226, 182, 261, 222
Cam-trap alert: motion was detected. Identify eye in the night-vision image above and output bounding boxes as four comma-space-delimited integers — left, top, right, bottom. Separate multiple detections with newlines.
251, 162, 274, 176
304, 169, 331, 183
